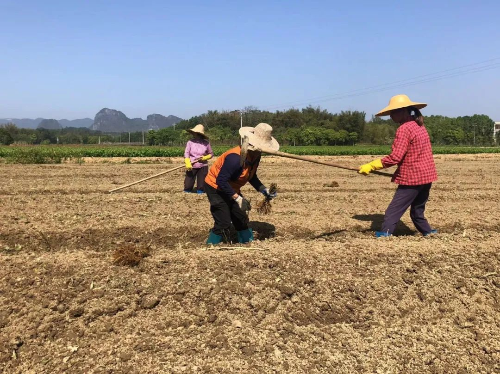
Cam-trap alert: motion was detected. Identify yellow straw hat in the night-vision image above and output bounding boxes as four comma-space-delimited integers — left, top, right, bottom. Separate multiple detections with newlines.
187, 124, 208, 139
376, 94, 427, 117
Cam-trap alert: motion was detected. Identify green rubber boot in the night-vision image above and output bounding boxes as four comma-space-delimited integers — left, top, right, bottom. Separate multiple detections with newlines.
206, 231, 222, 245
237, 229, 254, 244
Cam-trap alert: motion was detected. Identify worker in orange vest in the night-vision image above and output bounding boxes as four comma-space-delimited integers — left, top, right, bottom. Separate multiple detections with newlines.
204, 123, 278, 244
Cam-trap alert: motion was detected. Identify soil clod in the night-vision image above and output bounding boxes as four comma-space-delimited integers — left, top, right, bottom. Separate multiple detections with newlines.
112, 245, 150, 266
323, 181, 340, 188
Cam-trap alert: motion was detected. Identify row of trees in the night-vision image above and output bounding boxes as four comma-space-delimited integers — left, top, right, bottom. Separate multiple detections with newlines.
163, 107, 366, 146
1, 107, 497, 146
362, 114, 497, 145
154, 107, 497, 146
0, 124, 147, 145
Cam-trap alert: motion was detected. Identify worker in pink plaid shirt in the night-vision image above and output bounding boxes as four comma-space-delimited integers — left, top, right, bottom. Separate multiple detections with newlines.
359, 94, 438, 237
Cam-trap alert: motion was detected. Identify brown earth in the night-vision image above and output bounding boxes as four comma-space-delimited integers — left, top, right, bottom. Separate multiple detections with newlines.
0, 154, 499, 373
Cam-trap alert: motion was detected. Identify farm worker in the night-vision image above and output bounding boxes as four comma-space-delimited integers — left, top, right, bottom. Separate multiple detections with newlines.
204, 123, 278, 245
184, 124, 214, 194
359, 94, 438, 237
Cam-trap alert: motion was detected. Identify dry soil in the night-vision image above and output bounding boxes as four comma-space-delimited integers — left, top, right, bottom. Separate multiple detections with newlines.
0, 154, 499, 373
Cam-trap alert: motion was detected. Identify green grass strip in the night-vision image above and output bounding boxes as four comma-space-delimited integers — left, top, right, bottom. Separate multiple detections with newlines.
0, 145, 498, 163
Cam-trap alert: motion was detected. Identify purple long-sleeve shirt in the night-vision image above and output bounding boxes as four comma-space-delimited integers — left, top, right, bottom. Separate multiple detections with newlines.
184, 139, 214, 168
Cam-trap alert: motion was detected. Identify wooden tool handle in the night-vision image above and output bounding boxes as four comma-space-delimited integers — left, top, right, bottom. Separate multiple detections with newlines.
263, 149, 393, 178
109, 157, 205, 193
108, 164, 185, 193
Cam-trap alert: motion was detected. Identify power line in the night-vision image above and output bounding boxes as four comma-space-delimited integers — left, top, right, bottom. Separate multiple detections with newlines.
304, 62, 500, 106
261, 57, 500, 111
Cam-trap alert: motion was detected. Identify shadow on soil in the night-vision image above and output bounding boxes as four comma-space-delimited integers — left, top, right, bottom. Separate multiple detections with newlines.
249, 221, 276, 240
352, 214, 416, 236
1, 222, 276, 252
312, 229, 348, 239
219, 221, 276, 243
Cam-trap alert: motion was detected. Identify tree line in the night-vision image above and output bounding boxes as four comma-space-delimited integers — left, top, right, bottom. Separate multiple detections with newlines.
0, 125, 145, 146
1, 106, 497, 146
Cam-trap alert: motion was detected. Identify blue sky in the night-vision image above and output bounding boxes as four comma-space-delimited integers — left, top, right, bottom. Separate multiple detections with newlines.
1, 0, 499, 121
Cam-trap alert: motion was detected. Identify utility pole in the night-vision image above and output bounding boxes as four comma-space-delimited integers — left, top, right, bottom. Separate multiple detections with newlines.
142, 131, 144, 145
128, 132, 131, 144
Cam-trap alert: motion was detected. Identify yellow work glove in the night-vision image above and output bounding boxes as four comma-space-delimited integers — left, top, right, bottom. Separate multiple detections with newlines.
184, 158, 193, 171
358, 159, 383, 175
201, 154, 212, 161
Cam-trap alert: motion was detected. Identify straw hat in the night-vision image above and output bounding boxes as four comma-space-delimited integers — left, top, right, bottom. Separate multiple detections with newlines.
187, 124, 208, 139
376, 94, 427, 117
239, 123, 280, 152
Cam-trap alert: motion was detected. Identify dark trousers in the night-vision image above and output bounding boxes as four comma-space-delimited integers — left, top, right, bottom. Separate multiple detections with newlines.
381, 183, 433, 235
184, 167, 208, 192
205, 184, 248, 240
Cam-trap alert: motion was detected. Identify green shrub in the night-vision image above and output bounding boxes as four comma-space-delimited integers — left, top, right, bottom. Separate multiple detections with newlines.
5, 148, 64, 164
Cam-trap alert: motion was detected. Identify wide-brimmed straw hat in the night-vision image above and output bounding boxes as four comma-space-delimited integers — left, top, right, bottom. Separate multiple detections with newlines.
376, 94, 427, 117
239, 123, 280, 152
187, 124, 208, 139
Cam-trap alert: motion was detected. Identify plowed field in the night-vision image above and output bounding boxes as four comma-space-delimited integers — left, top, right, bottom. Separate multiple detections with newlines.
1, 154, 499, 373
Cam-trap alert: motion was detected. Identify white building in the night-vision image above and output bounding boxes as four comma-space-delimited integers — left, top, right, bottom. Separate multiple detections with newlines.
495, 122, 500, 140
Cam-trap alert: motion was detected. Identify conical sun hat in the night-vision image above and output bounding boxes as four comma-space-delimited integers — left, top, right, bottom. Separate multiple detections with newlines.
187, 124, 208, 139
376, 94, 427, 117
239, 123, 280, 152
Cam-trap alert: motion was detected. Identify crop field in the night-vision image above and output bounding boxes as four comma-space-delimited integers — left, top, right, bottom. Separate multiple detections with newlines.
0, 153, 499, 373
1, 145, 500, 164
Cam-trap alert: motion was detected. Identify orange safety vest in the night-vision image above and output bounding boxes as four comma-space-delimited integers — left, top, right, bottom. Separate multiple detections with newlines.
205, 146, 259, 193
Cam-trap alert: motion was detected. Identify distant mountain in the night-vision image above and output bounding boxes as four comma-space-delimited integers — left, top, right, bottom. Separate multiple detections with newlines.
37, 119, 62, 130
0, 118, 45, 128
0, 117, 93, 129
147, 114, 183, 130
1, 110, 183, 132
90, 108, 129, 132
58, 118, 94, 128
91, 108, 182, 132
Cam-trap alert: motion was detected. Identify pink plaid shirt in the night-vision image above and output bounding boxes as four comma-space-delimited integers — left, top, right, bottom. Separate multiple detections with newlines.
381, 120, 437, 185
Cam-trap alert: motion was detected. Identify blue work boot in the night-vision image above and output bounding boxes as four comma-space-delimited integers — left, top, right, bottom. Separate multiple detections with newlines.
375, 231, 392, 238
423, 229, 438, 237
237, 229, 254, 243
206, 231, 223, 245
196, 189, 205, 194
183, 189, 192, 193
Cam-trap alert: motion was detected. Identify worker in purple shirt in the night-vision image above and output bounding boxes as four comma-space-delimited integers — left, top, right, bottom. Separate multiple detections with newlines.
184, 124, 213, 194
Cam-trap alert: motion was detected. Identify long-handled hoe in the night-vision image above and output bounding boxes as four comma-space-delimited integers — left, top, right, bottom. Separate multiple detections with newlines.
108, 158, 202, 193
240, 136, 392, 177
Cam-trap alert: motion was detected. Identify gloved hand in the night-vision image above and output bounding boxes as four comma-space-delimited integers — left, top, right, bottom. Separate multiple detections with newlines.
200, 154, 212, 161
358, 159, 383, 175
234, 195, 251, 213
184, 158, 193, 171
259, 185, 277, 200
